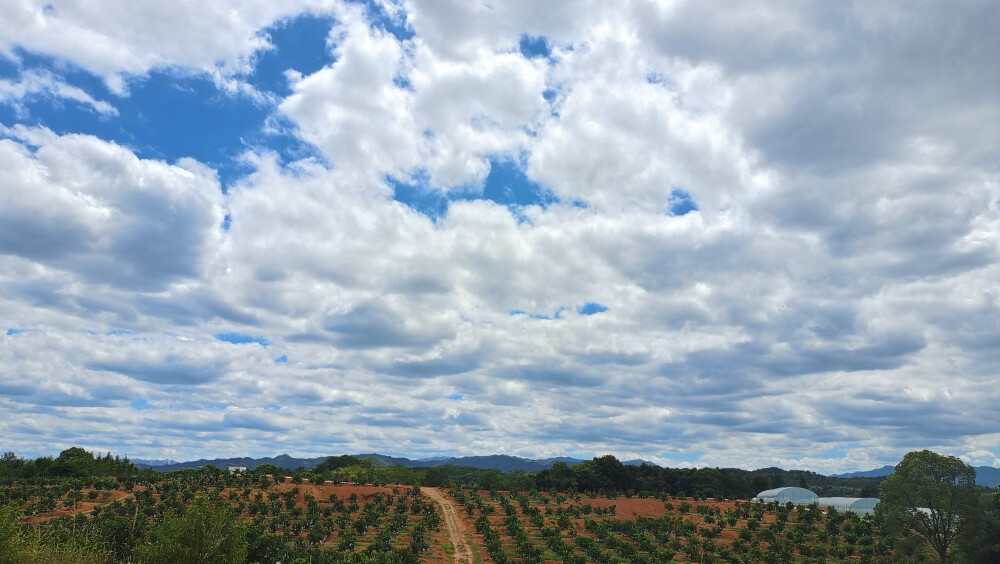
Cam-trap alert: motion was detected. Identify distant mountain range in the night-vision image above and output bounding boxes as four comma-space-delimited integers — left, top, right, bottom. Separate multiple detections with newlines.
134, 454, 329, 472
833, 464, 999, 487
130, 458, 179, 466
133, 453, 665, 473
359, 454, 589, 472
624, 459, 658, 467
133, 454, 998, 487
133, 453, 589, 473
831, 465, 897, 478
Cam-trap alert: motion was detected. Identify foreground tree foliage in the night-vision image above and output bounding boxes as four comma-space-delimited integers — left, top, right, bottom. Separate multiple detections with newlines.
879, 450, 981, 563
0, 503, 109, 564
135, 496, 247, 564
955, 486, 1000, 563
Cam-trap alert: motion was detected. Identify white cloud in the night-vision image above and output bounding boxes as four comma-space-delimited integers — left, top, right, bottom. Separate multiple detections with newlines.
0, 1, 996, 472
408, 43, 548, 186
0, 0, 343, 92
280, 4, 551, 188
279, 4, 420, 182
402, 0, 607, 61
0, 69, 117, 115
527, 28, 760, 212
0, 127, 225, 291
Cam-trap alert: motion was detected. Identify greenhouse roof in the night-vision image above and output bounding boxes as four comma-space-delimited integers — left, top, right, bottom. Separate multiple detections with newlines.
753, 487, 818, 501
815, 497, 880, 515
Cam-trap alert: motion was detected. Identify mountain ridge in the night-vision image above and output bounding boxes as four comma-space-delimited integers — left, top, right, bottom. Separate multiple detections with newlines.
833, 464, 999, 487
831, 465, 897, 478
134, 453, 588, 473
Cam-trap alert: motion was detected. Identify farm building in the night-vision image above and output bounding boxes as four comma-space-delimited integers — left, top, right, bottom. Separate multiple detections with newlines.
815, 497, 880, 515
752, 487, 818, 505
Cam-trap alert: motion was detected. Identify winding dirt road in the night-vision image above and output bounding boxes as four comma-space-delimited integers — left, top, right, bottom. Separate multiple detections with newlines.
422, 487, 474, 564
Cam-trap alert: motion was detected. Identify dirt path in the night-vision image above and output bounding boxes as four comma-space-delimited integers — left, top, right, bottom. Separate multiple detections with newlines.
422, 487, 474, 564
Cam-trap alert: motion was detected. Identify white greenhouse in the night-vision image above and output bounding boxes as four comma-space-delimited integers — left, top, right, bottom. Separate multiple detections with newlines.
815, 497, 880, 515
752, 487, 818, 505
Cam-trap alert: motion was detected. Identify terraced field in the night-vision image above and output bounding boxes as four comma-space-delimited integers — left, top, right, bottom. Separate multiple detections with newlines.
2, 473, 452, 562
444, 488, 916, 563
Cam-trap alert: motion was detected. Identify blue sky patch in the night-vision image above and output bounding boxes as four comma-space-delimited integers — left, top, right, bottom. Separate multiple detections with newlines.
274, 354, 288, 363
668, 188, 699, 215
659, 450, 704, 463
115, 70, 272, 186
519, 35, 551, 59
215, 332, 269, 346
391, 156, 558, 221
445, 393, 463, 401
6, 328, 25, 336
0, 54, 265, 186
0, 47, 321, 190
817, 443, 861, 459
481, 156, 558, 208
250, 14, 336, 96
818, 446, 848, 458
577, 302, 608, 315
389, 171, 449, 221
0, 52, 18, 76
510, 307, 565, 320
130, 398, 152, 411
107, 329, 131, 335
354, 0, 414, 41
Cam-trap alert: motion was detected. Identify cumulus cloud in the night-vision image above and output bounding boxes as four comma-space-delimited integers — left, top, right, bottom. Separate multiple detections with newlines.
279, 4, 421, 181
0, 0, 346, 92
0, 127, 225, 291
0, 0, 996, 472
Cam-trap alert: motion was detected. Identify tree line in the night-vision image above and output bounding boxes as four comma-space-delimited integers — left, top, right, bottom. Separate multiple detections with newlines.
0, 449, 894, 500
1, 447, 147, 480
529, 455, 885, 499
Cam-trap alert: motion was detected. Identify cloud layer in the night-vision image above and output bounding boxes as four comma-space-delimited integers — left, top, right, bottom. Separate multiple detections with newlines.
0, 0, 997, 473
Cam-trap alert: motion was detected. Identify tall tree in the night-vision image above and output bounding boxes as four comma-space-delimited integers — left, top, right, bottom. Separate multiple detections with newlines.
421, 466, 449, 487
879, 450, 981, 563
476, 469, 504, 492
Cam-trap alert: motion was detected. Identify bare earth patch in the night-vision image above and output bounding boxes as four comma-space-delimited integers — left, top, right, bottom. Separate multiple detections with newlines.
422, 487, 474, 564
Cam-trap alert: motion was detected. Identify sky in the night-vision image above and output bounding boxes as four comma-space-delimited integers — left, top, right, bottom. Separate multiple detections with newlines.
0, 0, 997, 475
